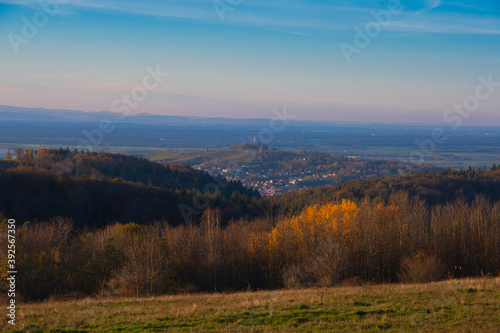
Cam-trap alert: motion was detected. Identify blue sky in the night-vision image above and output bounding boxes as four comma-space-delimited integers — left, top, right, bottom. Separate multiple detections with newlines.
0, 0, 499, 124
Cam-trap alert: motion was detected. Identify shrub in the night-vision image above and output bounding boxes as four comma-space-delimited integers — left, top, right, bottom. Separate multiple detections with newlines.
398, 250, 445, 283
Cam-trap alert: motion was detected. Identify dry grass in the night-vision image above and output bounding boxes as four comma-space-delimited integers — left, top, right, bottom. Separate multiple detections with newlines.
3, 277, 499, 332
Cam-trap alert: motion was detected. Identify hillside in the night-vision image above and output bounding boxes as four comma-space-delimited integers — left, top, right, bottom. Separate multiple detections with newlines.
145, 149, 439, 195
264, 168, 500, 216
0, 149, 260, 227
12, 148, 258, 198
0, 167, 263, 228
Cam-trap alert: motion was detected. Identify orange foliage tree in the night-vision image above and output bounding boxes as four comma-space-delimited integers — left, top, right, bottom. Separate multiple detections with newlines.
269, 200, 359, 286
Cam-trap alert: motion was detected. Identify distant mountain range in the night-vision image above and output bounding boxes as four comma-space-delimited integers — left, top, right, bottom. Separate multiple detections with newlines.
0, 105, 187, 124
0, 105, 447, 128
0, 105, 288, 126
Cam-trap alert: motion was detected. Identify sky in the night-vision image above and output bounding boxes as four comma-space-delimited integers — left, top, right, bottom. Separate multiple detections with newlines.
0, 0, 499, 124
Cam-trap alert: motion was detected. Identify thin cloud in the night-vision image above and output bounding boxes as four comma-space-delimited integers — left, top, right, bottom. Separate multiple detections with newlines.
269, 28, 313, 37
389, 20, 500, 35
291, 31, 314, 37
420, 0, 442, 13
3, 0, 497, 36
0, 0, 203, 20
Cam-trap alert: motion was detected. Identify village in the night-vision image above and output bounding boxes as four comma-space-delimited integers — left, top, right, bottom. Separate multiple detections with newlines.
197, 164, 337, 196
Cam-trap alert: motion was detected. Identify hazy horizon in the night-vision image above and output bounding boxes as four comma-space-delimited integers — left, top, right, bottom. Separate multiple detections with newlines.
4, 103, 500, 130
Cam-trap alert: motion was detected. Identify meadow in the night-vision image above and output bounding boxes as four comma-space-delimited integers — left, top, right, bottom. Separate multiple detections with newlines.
4, 277, 499, 332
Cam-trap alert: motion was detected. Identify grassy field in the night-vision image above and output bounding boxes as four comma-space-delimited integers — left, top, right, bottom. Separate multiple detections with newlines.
139, 147, 500, 169
4, 277, 499, 332
141, 150, 247, 164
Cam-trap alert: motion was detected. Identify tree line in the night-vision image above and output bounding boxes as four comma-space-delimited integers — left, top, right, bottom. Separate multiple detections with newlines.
1, 192, 498, 300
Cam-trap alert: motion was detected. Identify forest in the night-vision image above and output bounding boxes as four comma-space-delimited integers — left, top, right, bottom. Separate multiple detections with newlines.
0, 148, 259, 227
0, 149, 499, 300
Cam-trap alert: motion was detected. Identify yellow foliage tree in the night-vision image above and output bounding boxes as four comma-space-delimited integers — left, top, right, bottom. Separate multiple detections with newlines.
269, 200, 359, 264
